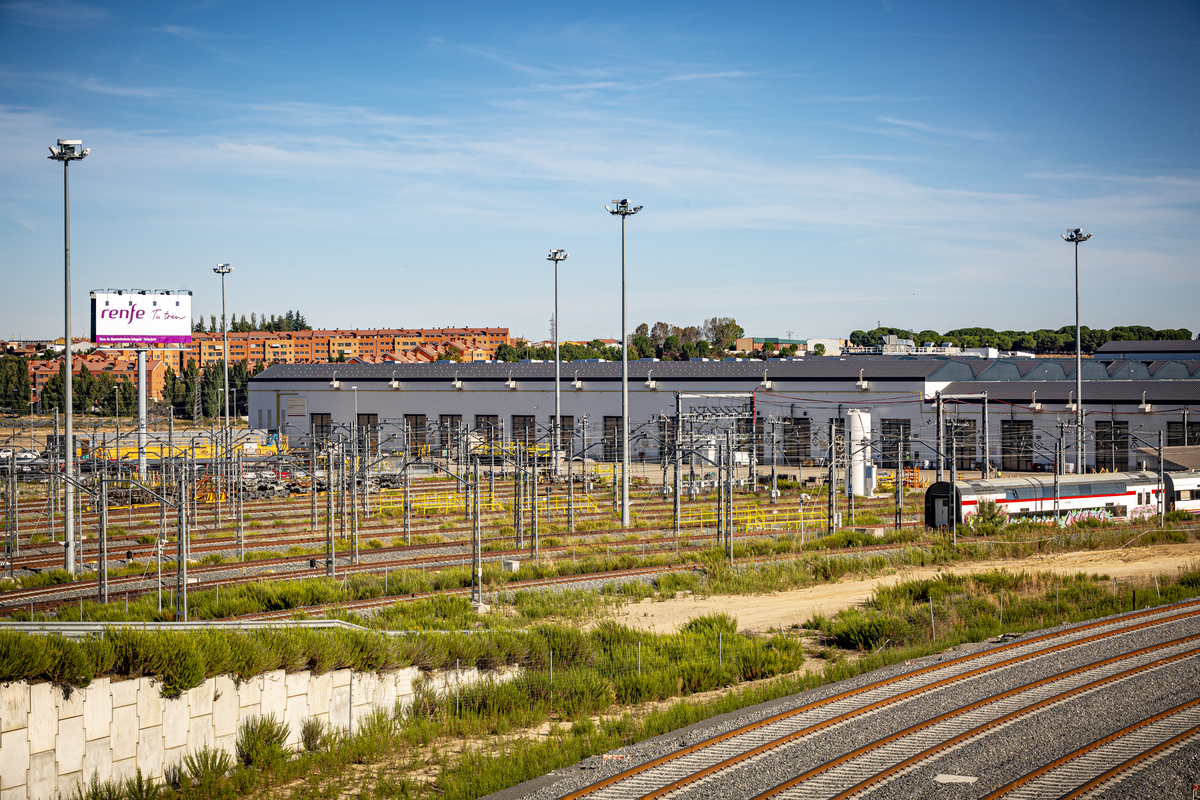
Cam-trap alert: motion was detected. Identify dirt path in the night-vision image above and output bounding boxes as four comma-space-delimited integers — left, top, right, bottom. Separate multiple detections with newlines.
607, 543, 1200, 634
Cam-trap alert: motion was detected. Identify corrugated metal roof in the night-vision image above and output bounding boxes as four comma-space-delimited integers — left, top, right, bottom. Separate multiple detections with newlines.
1097, 340, 1200, 353
250, 358, 1200, 387
250, 358, 955, 383
938, 380, 1200, 404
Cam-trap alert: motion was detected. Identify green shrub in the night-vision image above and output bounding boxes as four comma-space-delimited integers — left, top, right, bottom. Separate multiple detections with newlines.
235, 714, 290, 769
183, 745, 234, 792
301, 716, 329, 752
70, 771, 125, 800
679, 613, 738, 637
123, 769, 162, 800
1166, 509, 1196, 523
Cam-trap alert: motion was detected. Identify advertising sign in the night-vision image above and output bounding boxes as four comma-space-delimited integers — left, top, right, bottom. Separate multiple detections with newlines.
90, 291, 192, 345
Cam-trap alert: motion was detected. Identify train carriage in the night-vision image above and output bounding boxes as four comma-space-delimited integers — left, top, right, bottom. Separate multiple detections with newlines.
925, 471, 1162, 528
1164, 470, 1200, 516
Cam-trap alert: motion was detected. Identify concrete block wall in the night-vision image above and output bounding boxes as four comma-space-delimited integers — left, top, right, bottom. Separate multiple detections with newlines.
0, 665, 505, 800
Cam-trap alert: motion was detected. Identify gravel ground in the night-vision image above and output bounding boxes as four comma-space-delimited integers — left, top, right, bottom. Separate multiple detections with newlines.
1089, 737, 1200, 799
873, 658, 1200, 799
496, 603, 1200, 800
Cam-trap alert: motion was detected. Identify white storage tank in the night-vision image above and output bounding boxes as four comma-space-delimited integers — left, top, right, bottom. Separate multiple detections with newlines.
846, 409, 873, 497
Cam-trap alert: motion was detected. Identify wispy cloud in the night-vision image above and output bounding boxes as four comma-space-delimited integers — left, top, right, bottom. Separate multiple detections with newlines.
877, 116, 1003, 141
0, 0, 106, 29
80, 78, 175, 98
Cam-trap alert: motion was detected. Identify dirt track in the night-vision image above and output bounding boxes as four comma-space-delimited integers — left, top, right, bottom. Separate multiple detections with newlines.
607, 543, 1200, 634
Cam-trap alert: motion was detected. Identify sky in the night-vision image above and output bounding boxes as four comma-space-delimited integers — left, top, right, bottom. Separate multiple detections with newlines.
1, 1, 1198, 345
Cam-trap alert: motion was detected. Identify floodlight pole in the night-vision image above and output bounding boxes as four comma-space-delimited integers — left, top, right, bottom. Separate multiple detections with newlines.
49, 139, 88, 575
607, 199, 642, 527
547, 249, 569, 476
214, 264, 233, 434
1062, 229, 1091, 473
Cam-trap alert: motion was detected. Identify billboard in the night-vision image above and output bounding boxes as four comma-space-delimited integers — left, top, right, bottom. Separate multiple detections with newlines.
90, 290, 192, 345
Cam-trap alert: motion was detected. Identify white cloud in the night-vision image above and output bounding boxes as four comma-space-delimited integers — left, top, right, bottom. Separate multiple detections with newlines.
0, 0, 106, 29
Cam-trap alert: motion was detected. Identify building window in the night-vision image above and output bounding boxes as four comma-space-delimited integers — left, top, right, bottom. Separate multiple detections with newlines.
1167, 420, 1200, 447
558, 415, 575, 454
1095, 420, 1130, 472
356, 413, 379, 451
404, 414, 427, 451
512, 415, 537, 445
475, 414, 499, 442
880, 419, 910, 469
603, 416, 623, 461
311, 413, 332, 441
439, 414, 463, 451
1000, 420, 1034, 473
947, 418, 977, 470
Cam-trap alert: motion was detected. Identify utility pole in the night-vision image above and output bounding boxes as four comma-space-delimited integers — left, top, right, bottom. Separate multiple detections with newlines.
950, 437, 957, 547
548, 249, 568, 477
1158, 430, 1165, 527
936, 392, 945, 483
606, 199, 641, 527
49, 138, 88, 575
1063, 228, 1092, 472
982, 392, 990, 479
827, 420, 836, 536
673, 394, 682, 550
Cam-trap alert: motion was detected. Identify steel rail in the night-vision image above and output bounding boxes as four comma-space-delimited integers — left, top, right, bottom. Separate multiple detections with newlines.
558, 602, 1200, 800
647, 638, 1200, 800
822, 641, 1200, 799
981, 698, 1200, 799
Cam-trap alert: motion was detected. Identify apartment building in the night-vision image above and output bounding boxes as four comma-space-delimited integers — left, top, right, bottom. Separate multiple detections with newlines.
186, 327, 512, 368
28, 352, 169, 402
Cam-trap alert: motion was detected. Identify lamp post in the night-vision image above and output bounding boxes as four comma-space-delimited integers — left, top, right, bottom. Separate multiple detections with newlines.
606, 199, 642, 527
213, 264, 233, 436
48, 139, 88, 574
547, 249, 569, 476
1062, 228, 1091, 473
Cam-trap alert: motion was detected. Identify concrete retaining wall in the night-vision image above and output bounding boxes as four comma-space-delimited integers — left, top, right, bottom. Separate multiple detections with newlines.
0, 665, 502, 800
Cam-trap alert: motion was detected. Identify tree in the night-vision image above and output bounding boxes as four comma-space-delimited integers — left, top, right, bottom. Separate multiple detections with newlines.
650, 322, 671, 348
701, 317, 743, 352
494, 343, 521, 362
0, 356, 31, 414
813, 343, 826, 356
631, 334, 655, 359
210, 314, 217, 333
662, 334, 681, 360
762, 341, 776, 357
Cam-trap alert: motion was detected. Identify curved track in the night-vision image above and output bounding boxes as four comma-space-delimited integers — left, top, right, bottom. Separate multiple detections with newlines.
550, 601, 1200, 800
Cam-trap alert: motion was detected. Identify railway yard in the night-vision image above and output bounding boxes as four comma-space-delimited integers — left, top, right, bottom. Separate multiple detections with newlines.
5, 461, 1200, 799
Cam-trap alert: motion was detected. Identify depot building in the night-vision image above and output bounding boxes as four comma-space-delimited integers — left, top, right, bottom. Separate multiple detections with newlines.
247, 356, 1200, 474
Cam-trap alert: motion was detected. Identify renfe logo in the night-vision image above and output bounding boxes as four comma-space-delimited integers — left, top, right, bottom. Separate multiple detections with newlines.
92, 290, 192, 345
100, 305, 146, 325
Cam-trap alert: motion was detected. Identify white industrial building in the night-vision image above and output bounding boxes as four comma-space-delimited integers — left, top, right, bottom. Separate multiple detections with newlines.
247, 356, 1200, 475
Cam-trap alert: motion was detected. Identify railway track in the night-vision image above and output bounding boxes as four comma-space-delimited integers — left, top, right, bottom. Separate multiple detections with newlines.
983, 699, 1200, 798
2, 536, 920, 621
551, 600, 1200, 800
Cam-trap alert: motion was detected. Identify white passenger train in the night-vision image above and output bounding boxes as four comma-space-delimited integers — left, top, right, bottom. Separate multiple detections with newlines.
924, 470, 1200, 528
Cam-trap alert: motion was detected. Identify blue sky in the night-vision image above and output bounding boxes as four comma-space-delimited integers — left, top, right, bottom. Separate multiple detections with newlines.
2, 1, 1198, 344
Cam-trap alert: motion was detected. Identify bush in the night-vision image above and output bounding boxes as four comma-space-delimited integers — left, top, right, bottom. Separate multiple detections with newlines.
1166, 509, 1196, 523
183, 745, 234, 793
679, 613, 738, 637
235, 714, 290, 769
301, 716, 329, 752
